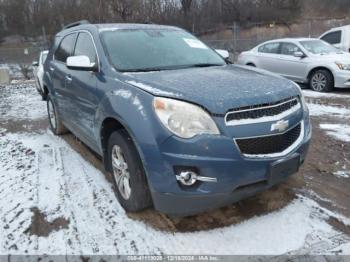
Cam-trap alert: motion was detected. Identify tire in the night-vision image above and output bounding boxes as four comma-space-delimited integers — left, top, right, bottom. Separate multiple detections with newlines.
47, 96, 68, 135
309, 69, 334, 92
107, 130, 152, 212
247, 63, 256, 67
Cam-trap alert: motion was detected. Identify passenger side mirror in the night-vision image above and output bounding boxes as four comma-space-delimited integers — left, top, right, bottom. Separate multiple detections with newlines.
32, 61, 39, 67
66, 55, 97, 71
215, 49, 230, 60
294, 51, 306, 58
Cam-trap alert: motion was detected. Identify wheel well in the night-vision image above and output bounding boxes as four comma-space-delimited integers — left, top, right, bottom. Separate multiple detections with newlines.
307, 67, 334, 82
43, 85, 49, 100
100, 118, 126, 171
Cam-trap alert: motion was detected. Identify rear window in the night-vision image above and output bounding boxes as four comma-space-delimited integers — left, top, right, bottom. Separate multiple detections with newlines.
321, 31, 341, 45
258, 42, 280, 54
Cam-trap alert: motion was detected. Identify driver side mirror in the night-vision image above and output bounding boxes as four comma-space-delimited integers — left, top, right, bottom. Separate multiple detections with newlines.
294, 51, 306, 58
66, 55, 97, 71
215, 49, 230, 60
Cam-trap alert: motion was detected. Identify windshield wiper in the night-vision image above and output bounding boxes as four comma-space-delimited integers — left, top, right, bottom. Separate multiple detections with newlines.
122, 68, 164, 73
190, 63, 224, 68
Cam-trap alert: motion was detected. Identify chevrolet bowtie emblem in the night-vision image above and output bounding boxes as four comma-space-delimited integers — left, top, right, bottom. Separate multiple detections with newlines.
271, 120, 289, 132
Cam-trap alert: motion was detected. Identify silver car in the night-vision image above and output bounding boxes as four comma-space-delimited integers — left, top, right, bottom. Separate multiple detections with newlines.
237, 38, 350, 92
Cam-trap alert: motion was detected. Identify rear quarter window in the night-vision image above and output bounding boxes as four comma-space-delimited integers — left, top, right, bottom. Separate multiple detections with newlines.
321, 31, 342, 45
258, 42, 280, 54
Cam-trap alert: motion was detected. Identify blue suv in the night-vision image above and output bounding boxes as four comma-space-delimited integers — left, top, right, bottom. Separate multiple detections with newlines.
43, 21, 311, 216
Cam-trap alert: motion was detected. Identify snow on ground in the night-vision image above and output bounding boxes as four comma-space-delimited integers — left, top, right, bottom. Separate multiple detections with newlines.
0, 82, 46, 121
319, 124, 350, 142
0, 63, 23, 79
303, 89, 350, 99
307, 103, 350, 117
332, 171, 350, 179
0, 130, 349, 255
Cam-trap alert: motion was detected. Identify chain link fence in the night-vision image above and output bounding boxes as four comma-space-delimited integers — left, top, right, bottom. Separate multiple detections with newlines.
1, 18, 350, 79
201, 18, 350, 60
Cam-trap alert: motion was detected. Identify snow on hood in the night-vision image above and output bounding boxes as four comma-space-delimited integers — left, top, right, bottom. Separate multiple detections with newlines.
121, 65, 300, 114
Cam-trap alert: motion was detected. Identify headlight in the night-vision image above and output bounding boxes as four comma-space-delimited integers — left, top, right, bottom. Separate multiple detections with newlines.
335, 62, 350, 70
153, 97, 220, 139
293, 82, 308, 112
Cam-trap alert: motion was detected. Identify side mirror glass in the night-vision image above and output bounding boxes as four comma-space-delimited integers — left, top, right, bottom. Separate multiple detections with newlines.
294, 51, 306, 58
32, 61, 39, 67
66, 55, 96, 71
215, 49, 230, 59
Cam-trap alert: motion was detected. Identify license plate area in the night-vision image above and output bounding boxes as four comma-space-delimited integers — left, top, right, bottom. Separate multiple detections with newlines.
268, 155, 300, 184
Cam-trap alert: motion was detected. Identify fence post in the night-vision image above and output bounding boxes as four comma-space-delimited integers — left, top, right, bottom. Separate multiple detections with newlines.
233, 22, 237, 61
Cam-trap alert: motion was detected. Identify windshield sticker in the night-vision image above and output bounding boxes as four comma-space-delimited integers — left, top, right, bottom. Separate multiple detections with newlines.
183, 38, 208, 49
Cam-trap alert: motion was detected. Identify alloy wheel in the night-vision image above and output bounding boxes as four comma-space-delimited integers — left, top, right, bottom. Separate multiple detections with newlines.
111, 145, 132, 200
311, 73, 327, 91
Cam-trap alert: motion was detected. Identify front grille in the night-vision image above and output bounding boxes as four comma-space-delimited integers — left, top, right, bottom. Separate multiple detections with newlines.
236, 123, 301, 156
225, 97, 299, 124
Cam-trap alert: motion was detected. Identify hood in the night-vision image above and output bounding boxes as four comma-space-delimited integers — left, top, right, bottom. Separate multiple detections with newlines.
120, 65, 300, 114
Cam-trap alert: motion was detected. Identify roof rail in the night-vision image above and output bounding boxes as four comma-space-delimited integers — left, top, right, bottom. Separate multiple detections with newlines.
62, 20, 90, 30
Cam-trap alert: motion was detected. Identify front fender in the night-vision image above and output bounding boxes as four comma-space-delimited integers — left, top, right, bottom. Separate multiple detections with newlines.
95, 85, 174, 192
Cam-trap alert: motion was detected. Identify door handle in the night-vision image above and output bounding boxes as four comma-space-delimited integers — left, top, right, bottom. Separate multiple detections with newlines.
65, 75, 73, 82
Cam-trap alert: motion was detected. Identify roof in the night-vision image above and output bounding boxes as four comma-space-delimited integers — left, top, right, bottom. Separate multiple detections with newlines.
57, 22, 181, 36
262, 37, 319, 44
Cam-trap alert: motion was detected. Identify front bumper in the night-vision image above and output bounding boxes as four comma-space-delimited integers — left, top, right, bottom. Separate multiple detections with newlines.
145, 115, 311, 216
334, 70, 350, 88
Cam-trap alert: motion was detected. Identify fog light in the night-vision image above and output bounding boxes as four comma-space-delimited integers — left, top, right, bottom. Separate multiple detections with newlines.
176, 171, 218, 186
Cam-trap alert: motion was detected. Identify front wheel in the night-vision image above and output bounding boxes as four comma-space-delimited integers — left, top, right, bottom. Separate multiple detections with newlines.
107, 130, 152, 212
309, 70, 334, 92
47, 96, 68, 135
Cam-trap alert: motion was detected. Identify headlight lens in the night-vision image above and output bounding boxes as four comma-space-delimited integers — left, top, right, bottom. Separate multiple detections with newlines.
293, 82, 308, 112
153, 97, 220, 139
335, 62, 350, 70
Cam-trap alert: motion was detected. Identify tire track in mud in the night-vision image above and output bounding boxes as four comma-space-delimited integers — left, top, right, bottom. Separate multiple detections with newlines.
0, 137, 37, 254
58, 147, 115, 254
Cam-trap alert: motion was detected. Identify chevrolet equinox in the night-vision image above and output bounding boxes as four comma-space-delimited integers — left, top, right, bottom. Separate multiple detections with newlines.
43, 21, 311, 216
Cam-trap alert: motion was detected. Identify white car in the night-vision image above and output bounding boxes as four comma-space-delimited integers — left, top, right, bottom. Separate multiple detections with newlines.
32, 50, 48, 98
320, 25, 350, 53
237, 38, 350, 92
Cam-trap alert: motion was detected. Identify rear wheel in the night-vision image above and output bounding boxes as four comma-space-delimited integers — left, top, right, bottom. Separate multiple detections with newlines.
107, 130, 152, 212
309, 69, 334, 92
47, 96, 68, 135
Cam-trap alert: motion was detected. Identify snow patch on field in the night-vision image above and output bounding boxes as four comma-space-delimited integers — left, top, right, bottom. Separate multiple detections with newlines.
1, 131, 350, 255
0, 83, 46, 121
320, 124, 350, 142
333, 171, 350, 179
303, 90, 350, 99
307, 103, 350, 117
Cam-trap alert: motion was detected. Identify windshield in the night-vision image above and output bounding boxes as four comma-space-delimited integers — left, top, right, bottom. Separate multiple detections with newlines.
100, 29, 226, 72
299, 40, 340, 54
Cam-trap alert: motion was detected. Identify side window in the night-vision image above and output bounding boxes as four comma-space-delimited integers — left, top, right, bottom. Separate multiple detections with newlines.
258, 43, 280, 54
74, 32, 97, 64
321, 31, 342, 44
280, 43, 302, 56
55, 34, 77, 63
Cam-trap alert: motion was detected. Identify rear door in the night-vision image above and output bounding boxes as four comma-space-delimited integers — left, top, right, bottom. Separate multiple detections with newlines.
275, 42, 308, 82
66, 32, 99, 144
50, 33, 77, 122
255, 42, 281, 73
